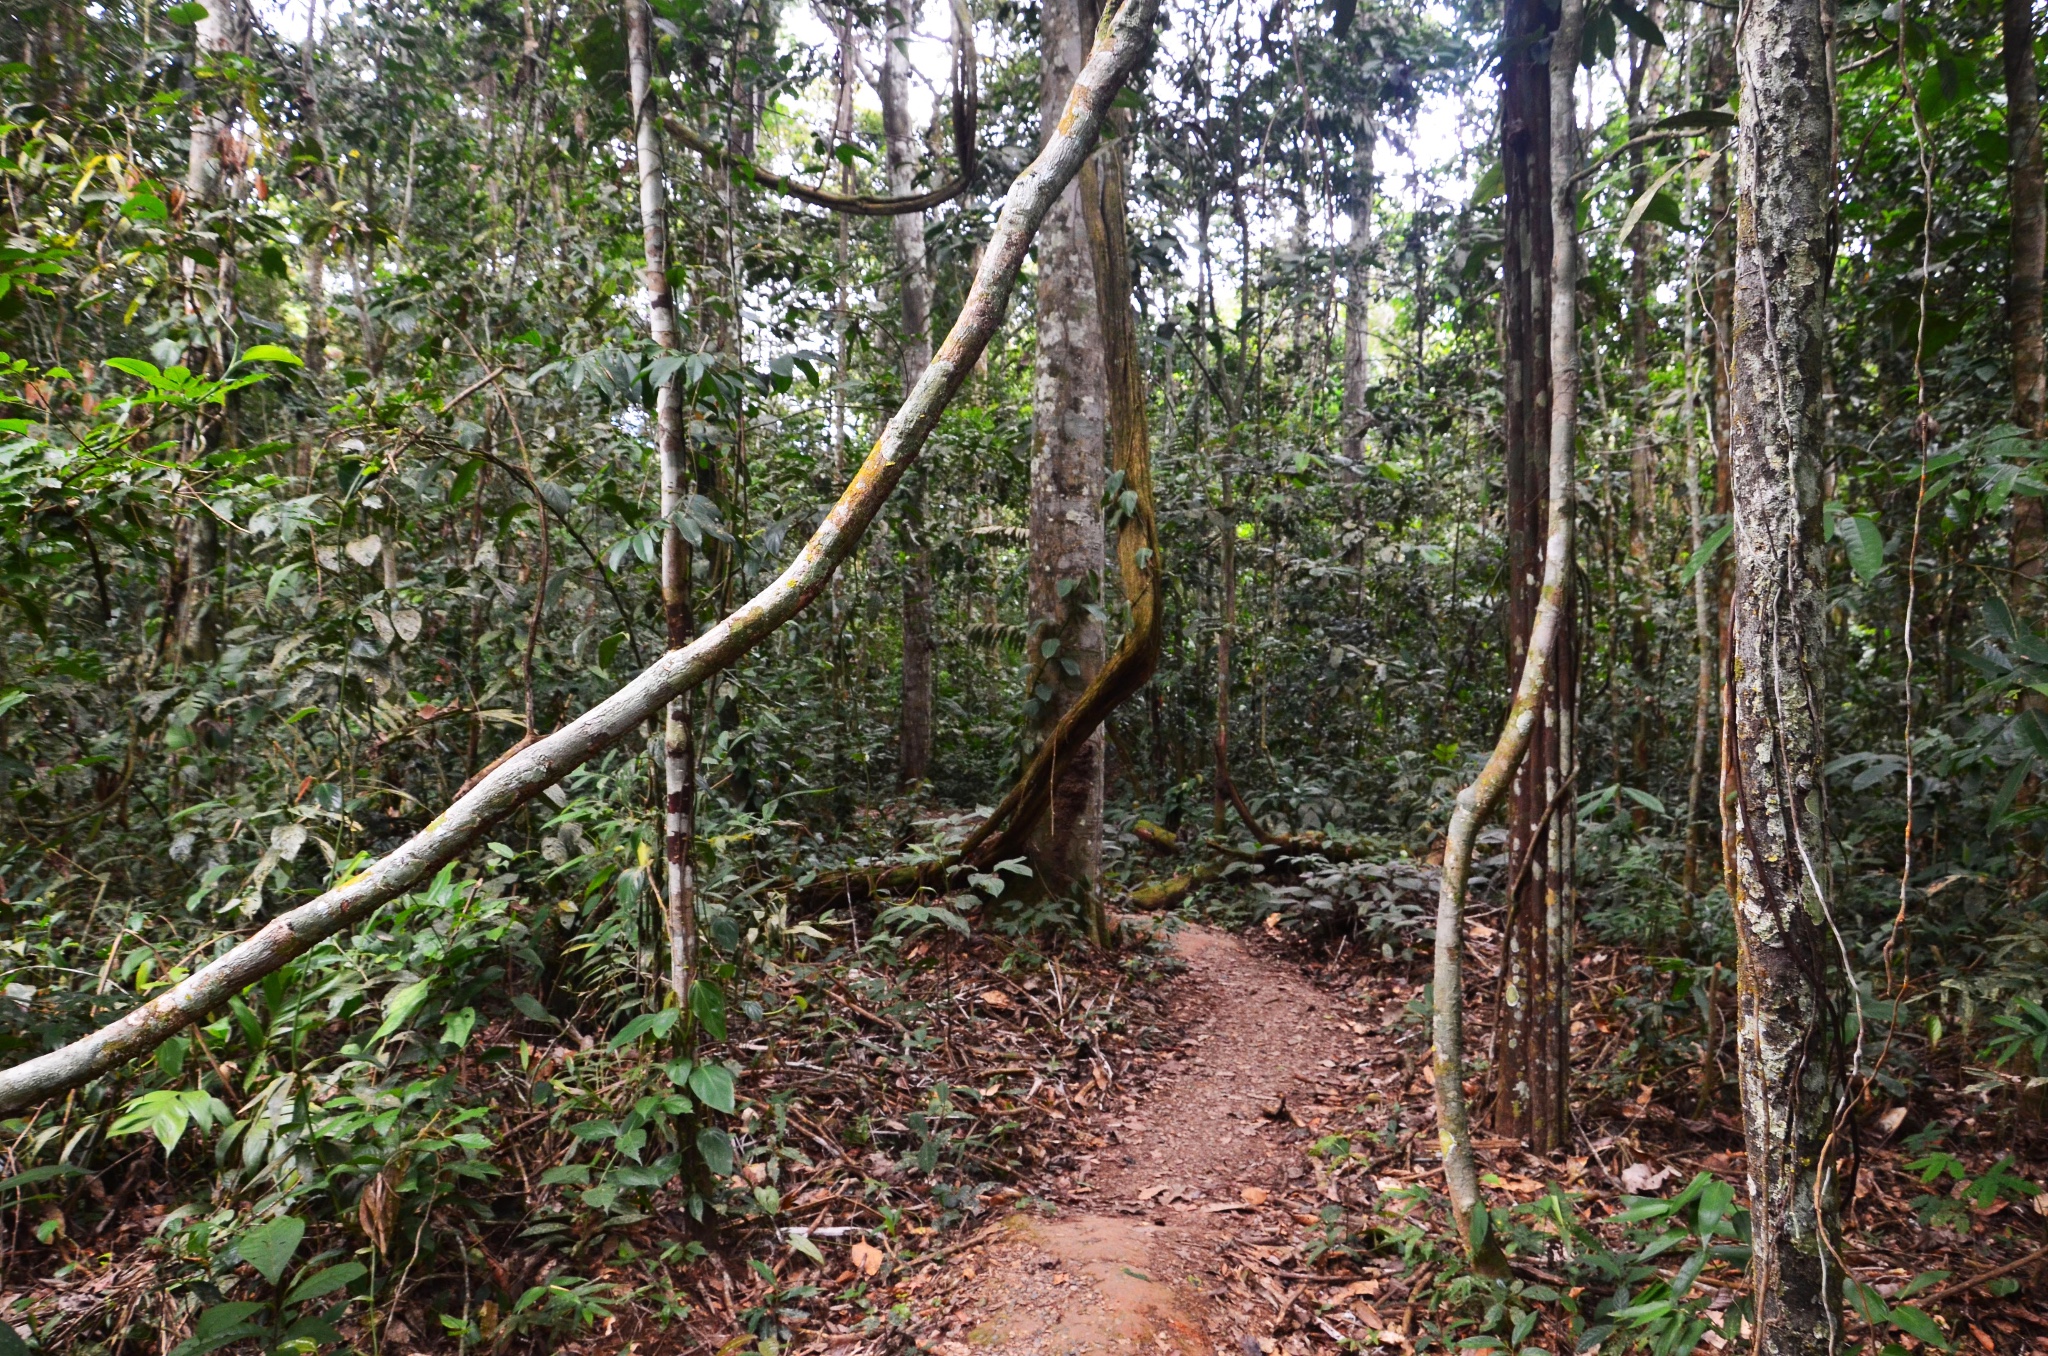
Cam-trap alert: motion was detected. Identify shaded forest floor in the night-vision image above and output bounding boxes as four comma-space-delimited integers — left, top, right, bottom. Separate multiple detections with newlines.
5, 863, 2047, 1355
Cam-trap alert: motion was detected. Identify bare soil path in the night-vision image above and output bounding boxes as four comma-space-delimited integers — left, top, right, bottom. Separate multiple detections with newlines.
912, 924, 1354, 1356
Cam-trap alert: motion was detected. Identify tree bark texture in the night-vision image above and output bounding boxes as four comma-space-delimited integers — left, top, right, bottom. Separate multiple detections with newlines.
1340, 126, 1374, 468
171, 0, 240, 665
2008, 0, 2047, 607
1730, 0, 1848, 1348
0, 0, 1161, 1115
1436, 0, 1581, 1255
626, 0, 697, 1013
1493, 0, 1576, 1155
1027, 0, 1109, 900
882, 0, 937, 788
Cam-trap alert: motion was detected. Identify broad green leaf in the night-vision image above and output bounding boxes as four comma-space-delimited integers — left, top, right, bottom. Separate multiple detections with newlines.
689, 1062, 736, 1113
1679, 522, 1731, 583
1839, 513, 1884, 582
236, 344, 303, 367
283, 1262, 366, 1306
607, 1007, 680, 1050
371, 978, 433, 1043
691, 980, 727, 1041
234, 1214, 305, 1285
1887, 1305, 1951, 1351
696, 1126, 735, 1177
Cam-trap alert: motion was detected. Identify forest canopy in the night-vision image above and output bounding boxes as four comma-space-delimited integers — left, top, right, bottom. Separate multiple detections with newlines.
0, 0, 2045, 1350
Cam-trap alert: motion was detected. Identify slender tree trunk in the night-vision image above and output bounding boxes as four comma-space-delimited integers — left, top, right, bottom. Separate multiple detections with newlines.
170, 0, 239, 665
626, 0, 695, 1012
882, 0, 936, 789
1213, 442, 1236, 835
1026, 0, 1108, 901
1340, 125, 1374, 468
1729, 0, 1847, 1347
2010, 0, 2047, 608
1438, 0, 1582, 1260
1493, 0, 1575, 1155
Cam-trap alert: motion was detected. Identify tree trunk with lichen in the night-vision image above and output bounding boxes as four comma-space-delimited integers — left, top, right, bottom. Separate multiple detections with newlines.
626, 0, 696, 1014
1728, 1, 1847, 1349
1493, 0, 1575, 1156
882, 0, 937, 789
1026, 0, 1108, 902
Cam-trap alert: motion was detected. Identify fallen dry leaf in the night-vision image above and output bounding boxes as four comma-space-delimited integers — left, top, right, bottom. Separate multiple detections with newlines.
850, 1241, 884, 1276
1240, 1187, 1270, 1206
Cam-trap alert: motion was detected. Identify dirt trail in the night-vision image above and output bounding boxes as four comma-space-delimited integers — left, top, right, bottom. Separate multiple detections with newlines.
923, 925, 1340, 1355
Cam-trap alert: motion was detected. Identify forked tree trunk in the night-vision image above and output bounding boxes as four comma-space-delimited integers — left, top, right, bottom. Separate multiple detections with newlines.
0, 0, 1162, 1117
626, 0, 696, 1012
1027, 0, 1109, 900
1438, 0, 1582, 1258
1729, 0, 1847, 1348
881, 0, 937, 789
1492, 0, 1575, 1156
2009, 0, 2047, 610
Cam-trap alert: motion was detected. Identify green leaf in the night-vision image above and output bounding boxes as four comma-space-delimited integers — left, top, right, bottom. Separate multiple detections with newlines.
1617, 161, 1686, 245
539, 1163, 591, 1186
511, 992, 559, 1026
283, 1262, 366, 1306
234, 1214, 305, 1286
691, 980, 728, 1041
167, 2, 210, 22
689, 1062, 737, 1113
121, 191, 168, 221
696, 1125, 735, 1177
607, 1006, 680, 1050
1887, 1305, 1951, 1351
787, 1231, 824, 1264
1653, 107, 1737, 132
0, 1165, 83, 1194
0, 1316, 28, 1356
1680, 521, 1731, 583
1608, 0, 1666, 46
235, 344, 303, 367
371, 978, 433, 1043
440, 1006, 477, 1048
1839, 513, 1885, 581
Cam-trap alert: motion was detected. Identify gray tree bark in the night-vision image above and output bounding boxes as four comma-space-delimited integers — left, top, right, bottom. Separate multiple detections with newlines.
881, 0, 936, 788
1026, 0, 1108, 900
1729, 0, 1848, 1348
626, 0, 696, 1012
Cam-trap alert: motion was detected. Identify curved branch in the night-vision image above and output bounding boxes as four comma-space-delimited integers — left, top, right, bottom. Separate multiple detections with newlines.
665, 0, 979, 219
0, 0, 1158, 1116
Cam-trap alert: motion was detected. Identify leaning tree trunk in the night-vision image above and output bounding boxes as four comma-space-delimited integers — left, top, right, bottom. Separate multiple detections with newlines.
881, 0, 937, 789
0, 0, 1164, 1117
1493, 0, 1576, 1156
2009, 0, 2048, 611
1729, 0, 1848, 1350
626, 0, 696, 1013
1437, 0, 1582, 1262
1026, 0, 1109, 902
